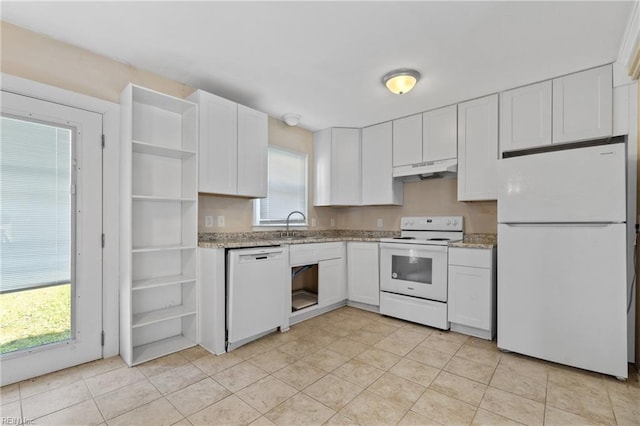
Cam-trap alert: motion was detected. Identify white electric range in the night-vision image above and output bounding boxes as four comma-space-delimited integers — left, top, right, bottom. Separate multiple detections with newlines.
379, 216, 463, 329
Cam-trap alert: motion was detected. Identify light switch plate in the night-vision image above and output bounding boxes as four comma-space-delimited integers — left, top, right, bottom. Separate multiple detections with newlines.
311, 218, 317, 227
377, 218, 383, 228
330, 218, 335, 227
205, 215, 213, 227
218, 216, 225, 227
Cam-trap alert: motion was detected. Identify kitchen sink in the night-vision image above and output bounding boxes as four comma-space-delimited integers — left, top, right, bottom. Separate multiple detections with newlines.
281, 235, 323, 241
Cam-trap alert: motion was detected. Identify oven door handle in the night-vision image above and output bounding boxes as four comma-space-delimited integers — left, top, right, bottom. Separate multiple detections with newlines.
379, 242, 448, 253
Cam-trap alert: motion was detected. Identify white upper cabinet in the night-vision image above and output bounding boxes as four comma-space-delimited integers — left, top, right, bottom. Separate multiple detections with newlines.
423, 105, 457, 162
314, 128, 362, 206
188, 90, 267, 198
313, 129, 332, 206
190, 91, 237, 195
500, 80, 552, 154
552, 64, 612, 144
237, 104, 268, 197
361, 122, 403, 205
330, 128, 361, 205
392, 113, 422, 167
457, 94, 499, 201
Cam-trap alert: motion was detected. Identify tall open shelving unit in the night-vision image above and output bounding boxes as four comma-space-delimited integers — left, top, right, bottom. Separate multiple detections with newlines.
120, 84, 198, 366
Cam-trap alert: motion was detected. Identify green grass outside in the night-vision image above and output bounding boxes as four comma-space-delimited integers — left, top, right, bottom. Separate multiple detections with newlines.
0, 284, 71, 354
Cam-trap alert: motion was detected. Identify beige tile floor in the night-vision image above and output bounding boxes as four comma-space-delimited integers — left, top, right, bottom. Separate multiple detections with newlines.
1, 306, 639, 425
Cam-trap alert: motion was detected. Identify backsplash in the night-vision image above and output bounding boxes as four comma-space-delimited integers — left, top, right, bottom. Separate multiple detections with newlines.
200, 178, 498, 234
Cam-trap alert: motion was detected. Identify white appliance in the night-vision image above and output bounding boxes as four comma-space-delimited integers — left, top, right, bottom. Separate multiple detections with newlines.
227, 246, 287, 351
379, 216, 463, 329
497, 141, 628, 378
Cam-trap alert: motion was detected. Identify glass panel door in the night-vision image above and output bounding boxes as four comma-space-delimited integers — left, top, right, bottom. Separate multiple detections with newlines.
1, 117, 74, 353
0, 90, 103, 386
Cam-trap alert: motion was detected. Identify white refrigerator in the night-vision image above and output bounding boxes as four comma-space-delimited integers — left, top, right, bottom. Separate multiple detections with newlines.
497, 142, 628, 378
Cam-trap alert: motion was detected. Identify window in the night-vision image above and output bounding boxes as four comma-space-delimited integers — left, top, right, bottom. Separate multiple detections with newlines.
254, 146, 307, 226
1, 116, 73, 294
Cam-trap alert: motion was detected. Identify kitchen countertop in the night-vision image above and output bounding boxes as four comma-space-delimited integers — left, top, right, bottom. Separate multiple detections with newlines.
199, 230, 497, 249
198, 230, 400, 248
449, 233, 497, 249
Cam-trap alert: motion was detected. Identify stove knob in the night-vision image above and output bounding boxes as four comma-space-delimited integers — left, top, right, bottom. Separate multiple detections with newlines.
446, 220, 452, 226
453, 219, 459, 226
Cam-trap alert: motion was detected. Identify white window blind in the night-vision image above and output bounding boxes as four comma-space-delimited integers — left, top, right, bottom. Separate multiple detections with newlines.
255, 147, 307, 225
0, 116, 73, 293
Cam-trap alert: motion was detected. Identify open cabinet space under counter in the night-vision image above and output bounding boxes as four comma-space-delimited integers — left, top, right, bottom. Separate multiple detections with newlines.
288, 242, 347, 325
120, 84, 198, 366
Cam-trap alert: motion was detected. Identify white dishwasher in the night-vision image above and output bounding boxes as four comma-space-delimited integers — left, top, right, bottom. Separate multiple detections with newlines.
227, 246, 287, 351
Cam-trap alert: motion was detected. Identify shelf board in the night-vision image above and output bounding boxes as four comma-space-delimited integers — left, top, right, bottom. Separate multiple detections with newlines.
132, 85, 196, 114
132, 245, 196, 253
132, 305, 196, 328
132, 275, 196, 291
131, 335, 196, 366
132, 140, 195, 159
132, 195, 197, 202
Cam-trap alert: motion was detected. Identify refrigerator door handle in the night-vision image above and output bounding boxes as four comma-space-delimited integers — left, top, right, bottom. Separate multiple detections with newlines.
501, 223, 621, 227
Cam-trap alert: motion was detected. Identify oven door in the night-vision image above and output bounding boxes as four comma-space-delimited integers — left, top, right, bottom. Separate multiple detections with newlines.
379, 243, 448, 302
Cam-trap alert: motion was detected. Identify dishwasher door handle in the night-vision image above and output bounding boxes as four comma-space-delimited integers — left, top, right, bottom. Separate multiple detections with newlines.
238, 250, 283, 263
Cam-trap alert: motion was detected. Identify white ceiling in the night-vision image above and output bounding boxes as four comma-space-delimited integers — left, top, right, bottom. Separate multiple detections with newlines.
1, 1, 634, 131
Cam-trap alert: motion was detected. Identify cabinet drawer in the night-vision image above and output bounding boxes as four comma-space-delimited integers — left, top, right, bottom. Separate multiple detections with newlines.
448, 247, 492, 268
290, 242, 344, 265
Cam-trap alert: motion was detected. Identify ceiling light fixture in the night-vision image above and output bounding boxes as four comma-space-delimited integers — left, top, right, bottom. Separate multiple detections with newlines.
382, 69, 421, 95
282, 113, 301, 126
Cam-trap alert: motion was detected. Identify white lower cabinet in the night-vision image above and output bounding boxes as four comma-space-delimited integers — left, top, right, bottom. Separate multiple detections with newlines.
318, 257, 347, 308
347, 242, 379, 306
447, 247, 496, 340
289, 242, 347, 324
198, 248, 226, 355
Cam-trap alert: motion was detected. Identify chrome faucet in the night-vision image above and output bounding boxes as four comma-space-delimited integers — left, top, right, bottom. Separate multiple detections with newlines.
285, 210, 306, 237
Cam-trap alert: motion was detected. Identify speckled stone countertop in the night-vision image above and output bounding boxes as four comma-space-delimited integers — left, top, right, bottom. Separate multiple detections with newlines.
449, 233, 497, 249
198, 230, 400, 248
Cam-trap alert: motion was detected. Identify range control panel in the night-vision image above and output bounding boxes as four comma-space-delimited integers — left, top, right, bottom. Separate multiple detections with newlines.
400, 216, 464, 232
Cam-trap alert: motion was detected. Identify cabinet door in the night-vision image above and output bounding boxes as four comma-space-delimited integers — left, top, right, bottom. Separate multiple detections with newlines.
199, 248, 226, 355
330, 128, 361, 205
457, 94, 499, 201
423, 105, 457, 162
392, 114, 422, 167
319, 257, 347, 308
552, 64, 612, 144
237, 105, 268, 197
448, 265, 491, 330
361, 122, 403, 205
347, 242, 380, 306
196, 92, 238, 195
500, 81, 552, 154
313, 129, 332, 206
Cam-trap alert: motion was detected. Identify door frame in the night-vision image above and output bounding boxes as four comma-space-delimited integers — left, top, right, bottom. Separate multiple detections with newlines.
1, 73, 120, 360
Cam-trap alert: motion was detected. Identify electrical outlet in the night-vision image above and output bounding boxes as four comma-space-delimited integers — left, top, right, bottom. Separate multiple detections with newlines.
377, 218, 383, 228
330, 218, 335, 227
217, 215, 225, 227
311, 218, 317, 227
205, 215, 213, 228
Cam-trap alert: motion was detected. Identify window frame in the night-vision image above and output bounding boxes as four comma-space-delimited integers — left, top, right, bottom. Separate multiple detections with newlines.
253, 145, 309, 228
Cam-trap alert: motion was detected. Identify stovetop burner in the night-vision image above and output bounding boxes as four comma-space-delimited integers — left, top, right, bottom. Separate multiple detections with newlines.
380, 216, 464, 246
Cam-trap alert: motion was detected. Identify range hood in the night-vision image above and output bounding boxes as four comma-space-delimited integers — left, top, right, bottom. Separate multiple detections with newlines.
393, 158, 457, 182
